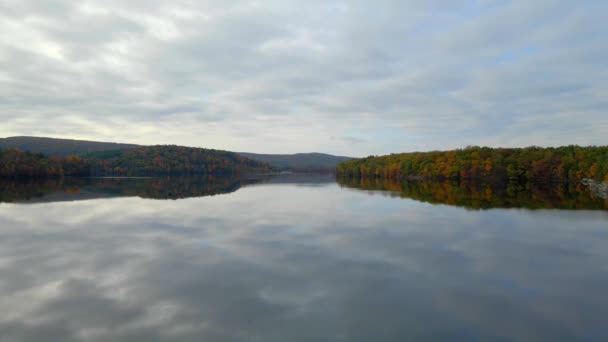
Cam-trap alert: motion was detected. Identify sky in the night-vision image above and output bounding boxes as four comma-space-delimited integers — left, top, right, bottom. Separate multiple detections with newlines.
0, 0, 606, 157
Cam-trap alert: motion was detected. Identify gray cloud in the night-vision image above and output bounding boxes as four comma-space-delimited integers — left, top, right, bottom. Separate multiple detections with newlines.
0, 0, 606, 155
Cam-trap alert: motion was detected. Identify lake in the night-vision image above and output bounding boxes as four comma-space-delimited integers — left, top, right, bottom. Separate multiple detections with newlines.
1, 175, 607, 341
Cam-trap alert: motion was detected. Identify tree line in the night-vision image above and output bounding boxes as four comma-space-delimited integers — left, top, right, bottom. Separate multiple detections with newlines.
336, 146, 608, 183
0, 146, 274, 178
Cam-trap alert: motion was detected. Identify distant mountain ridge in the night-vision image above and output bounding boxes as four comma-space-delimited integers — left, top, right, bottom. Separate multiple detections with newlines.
238, 152, 352, 172
0, 136, 139, 156
0, 136, 352, 171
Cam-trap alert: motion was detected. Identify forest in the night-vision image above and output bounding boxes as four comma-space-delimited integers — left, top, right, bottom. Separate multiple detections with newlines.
0, 148, 90, 178
336, 146, 608, 183
0, 146, 274, 178
85, 145, 274, 176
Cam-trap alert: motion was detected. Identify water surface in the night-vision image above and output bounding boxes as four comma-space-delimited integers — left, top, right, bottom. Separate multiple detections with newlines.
1, 176, 607, 341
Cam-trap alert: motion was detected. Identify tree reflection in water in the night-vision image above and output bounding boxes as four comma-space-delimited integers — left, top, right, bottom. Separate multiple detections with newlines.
337, 177, 608, 210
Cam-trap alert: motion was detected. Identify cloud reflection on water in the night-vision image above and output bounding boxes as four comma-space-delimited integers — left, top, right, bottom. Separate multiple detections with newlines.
0, 178, 607, 341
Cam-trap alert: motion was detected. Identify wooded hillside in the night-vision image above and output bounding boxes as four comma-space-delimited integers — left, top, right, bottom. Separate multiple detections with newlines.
86, 145, 274, 176
0, 136, 350, 172
0, 146, 274, 178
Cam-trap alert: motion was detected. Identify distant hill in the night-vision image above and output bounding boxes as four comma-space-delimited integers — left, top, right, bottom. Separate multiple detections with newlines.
86, 145, 274, 176
0, 136, 140, 156
0, 145, 274, 178
0, 136, 352, 173
238, 152, 352, 172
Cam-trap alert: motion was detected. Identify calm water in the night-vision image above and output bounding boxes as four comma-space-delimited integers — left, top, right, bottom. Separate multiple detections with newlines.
1, 176, 607, 341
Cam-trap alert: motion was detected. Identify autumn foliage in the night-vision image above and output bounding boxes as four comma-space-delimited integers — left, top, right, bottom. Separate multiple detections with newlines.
85, 145, 274, 176
336, 146, 608, 183
0, 148, 89, 178
0, 145, 274, 178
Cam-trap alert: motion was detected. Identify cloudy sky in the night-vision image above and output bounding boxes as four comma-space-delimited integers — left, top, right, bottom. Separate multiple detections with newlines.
0, 0, 606, 156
